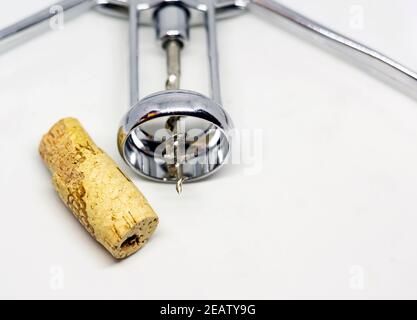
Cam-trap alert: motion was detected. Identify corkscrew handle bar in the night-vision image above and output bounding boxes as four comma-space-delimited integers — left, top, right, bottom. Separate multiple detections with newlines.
0, 0, 96, 43
250, 0, 417, 99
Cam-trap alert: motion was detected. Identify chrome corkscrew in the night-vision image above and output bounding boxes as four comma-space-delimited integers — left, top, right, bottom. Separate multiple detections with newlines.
118, 0, 235, 194
1, 0, 417, 193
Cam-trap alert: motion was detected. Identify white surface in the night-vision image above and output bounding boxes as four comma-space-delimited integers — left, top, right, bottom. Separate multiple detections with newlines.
1, 0, 417, 299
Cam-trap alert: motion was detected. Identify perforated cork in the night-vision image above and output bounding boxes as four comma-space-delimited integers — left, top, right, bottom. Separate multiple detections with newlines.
39, 118, 159, 259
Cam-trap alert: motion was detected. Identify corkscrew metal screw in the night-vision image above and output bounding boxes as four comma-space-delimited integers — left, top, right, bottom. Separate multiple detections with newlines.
2, 0, 417, 193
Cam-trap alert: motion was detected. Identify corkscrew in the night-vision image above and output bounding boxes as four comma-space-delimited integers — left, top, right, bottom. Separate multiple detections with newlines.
1, 0, 417, 194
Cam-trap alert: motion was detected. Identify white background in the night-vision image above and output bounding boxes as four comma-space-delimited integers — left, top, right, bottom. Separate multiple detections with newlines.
1, 0, 417, 299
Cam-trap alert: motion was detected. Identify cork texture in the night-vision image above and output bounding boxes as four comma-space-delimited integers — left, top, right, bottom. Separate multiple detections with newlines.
39, 118, 159, 259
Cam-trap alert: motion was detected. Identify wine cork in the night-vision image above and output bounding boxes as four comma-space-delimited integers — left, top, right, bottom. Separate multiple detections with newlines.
39, 118, 159, 259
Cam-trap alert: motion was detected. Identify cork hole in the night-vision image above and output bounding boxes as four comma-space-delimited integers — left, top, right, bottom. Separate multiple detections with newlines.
121, 235, 140, 249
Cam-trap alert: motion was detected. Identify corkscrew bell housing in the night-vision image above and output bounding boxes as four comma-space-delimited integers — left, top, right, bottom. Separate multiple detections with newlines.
2, 0, 417, 193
